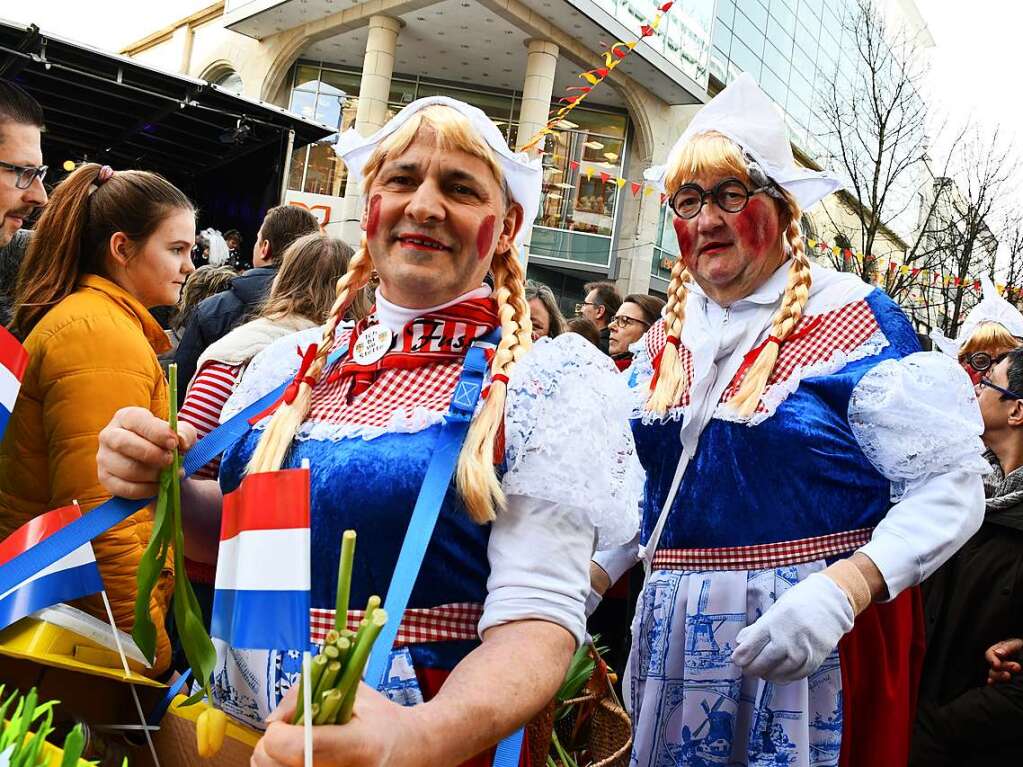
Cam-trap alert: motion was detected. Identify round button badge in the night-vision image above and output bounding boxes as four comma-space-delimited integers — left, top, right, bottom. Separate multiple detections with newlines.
351, 325, 394, 365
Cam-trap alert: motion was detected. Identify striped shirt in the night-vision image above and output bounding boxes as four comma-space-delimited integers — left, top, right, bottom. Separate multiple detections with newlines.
177, 361, 241, 480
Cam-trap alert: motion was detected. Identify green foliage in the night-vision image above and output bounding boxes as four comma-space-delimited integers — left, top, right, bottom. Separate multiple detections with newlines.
0, 686, 96, 766
132, 365, 216, 703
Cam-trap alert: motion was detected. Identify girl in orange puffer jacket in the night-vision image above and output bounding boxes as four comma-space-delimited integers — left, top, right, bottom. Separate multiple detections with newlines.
0, 163, 196, 675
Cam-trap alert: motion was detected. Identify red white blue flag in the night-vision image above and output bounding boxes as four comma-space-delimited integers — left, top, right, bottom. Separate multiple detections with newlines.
0, 324, 28, 438
0, 505, 103, 632
210, 468, 310, 651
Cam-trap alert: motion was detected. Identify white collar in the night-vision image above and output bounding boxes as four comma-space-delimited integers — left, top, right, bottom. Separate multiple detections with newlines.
687, 259, 792, 309
374, 285, 493, 334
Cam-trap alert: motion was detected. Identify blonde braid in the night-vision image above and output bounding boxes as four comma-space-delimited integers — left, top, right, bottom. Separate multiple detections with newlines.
247, 236, 375, 474
456, 245, 533, 523
647, 257, 691, 413
728, 215, 812, 417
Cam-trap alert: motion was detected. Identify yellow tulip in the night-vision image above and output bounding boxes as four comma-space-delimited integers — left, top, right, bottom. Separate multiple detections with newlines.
196, 707, 227, 758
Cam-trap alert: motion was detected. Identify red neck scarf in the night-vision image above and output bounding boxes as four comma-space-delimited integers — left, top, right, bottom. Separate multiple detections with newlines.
331, 297, 500, 396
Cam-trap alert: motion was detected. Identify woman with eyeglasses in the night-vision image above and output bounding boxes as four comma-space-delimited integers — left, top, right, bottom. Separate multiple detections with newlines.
589, 75, 989, 767
608, 293, 664, 371
930, 277, 1023, 384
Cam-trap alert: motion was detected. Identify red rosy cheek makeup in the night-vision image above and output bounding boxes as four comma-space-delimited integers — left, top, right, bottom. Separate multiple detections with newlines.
732, 197, 779, 258
366, 194, 382, 238
476, 215, 496, 261
673, 216, 696, 270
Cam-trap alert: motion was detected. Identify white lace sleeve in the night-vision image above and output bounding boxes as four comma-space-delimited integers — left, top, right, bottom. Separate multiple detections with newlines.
848, 351, 990, 499
501, 332, 644, 549
221, 325, 333, 423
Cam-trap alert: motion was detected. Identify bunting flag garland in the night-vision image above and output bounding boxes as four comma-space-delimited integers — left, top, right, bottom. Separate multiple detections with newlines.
519, 1, 676, 152
804, 237, 1011, 299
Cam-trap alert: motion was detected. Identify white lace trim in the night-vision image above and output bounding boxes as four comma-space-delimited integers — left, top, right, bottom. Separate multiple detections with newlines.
289, 405, 452, 443
849, 351, 991, 500
221, 325, 329, 423
624, 334, 688, 425
503, 333, 644, 549
713, 328, 890, 426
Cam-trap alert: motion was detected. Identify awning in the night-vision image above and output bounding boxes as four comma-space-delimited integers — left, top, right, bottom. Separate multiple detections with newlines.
0, 18, 332, 179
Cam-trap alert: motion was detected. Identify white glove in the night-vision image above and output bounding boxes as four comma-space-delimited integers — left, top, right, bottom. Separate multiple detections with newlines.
731, 571, 854, 683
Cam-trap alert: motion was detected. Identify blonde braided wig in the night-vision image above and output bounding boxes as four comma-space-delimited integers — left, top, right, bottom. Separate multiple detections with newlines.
647, 131, 812, 416
248, 104, 532, 523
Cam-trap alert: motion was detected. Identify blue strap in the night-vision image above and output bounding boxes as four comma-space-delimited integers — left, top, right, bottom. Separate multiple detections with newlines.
0, 342, 349, 600
363, 330, 496, 689
359, 329, 520, 766
148, 668, 191, 725
492, 728, 524, 767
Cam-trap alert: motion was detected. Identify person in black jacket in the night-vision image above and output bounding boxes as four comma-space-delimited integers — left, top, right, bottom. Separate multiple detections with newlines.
911, 346, 1023, 767
173, 205, 318, 400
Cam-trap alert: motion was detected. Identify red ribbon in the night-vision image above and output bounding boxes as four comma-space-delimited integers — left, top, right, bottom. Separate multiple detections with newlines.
283, 343, 320, 405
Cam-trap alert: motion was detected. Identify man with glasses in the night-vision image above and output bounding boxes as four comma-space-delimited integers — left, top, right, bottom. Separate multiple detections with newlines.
0, 80, 47, 327
577, 280, 621, 355
911, 348, 1023, 766
608, 293, 665, 370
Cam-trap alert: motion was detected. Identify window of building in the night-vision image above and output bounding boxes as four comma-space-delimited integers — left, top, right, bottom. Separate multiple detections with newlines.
651, 202, 680, 281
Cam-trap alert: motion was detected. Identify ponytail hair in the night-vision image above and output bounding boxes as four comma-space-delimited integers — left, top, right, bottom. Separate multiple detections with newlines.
247, 104, 531, 523
647, 131, 813, 416
12, 163, 193, 335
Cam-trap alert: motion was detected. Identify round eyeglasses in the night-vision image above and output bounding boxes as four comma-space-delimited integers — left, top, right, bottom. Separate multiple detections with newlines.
965, 351, 1008, 374
670, 177, 773, 220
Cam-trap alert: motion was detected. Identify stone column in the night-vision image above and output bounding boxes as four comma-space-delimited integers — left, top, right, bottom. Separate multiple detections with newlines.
514, 39, 559, 264
340, 15, 401, 245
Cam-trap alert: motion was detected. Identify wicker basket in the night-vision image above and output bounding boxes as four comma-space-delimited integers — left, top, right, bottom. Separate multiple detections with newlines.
553, 689, 631, 767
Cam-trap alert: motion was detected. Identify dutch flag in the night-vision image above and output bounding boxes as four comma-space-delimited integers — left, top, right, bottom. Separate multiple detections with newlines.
210, 468, 310, 651
0, 505, 104, 632
0, 324, 28, 438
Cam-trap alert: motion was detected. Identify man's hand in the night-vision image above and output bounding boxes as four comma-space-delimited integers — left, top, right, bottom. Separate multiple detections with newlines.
96, 407, 197, 498
252, 684, 422, 767
986, 638, 1023, 685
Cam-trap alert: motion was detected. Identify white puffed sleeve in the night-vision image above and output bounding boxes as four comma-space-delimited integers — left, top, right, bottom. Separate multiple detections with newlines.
479, 334, 645, 646
500, 332, 644, 549
221, 326, 331, 422
848, 351, 989, 598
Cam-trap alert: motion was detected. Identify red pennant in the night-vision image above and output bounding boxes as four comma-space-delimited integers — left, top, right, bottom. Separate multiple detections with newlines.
600, 172, 611, 183
569, 160, 580, 171
659, 1, 673, 10
612, 45, 628, 59
974, 280, 982, 292
631, 182, 642, 196
911, 267, 920, 276
596, 67, 609, 77
641, 24, 654, 36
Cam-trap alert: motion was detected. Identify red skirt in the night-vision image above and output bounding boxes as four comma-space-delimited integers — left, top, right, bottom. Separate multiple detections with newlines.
838, 585, 926, 767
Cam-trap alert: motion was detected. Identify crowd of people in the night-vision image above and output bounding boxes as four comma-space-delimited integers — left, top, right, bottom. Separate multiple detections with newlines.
1, 70, 1022, 767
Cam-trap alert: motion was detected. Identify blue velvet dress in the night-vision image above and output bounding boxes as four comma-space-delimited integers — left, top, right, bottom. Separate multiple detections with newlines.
624, 265, 988, 767
206, 323, 645, 729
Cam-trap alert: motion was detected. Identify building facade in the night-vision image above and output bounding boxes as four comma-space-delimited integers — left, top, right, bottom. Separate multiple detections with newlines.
122, 0, 931, 308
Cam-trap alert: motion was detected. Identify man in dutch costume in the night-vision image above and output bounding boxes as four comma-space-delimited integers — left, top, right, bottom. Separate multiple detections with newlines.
591, 74, 989, 766
96, 97, 643, 765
